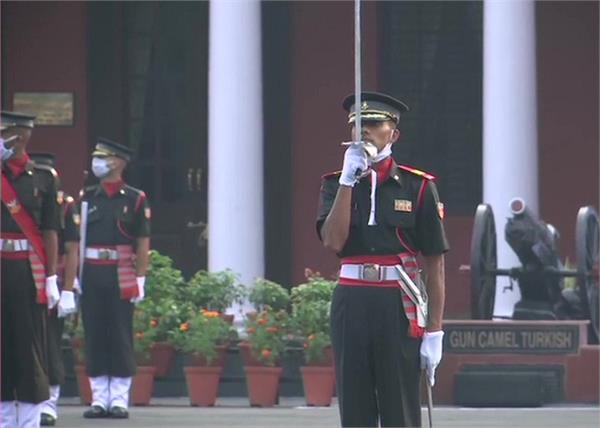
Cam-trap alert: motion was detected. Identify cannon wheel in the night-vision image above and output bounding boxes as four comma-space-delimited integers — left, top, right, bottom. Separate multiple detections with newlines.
470, 204, 497, 319
576, 206, 600, 343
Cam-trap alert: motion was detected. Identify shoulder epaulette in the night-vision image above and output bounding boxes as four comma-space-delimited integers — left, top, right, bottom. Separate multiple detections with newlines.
79, 184, 99, 198
398, 165, 436, 181
321, 170, 342, 180
33, 163, 58, 178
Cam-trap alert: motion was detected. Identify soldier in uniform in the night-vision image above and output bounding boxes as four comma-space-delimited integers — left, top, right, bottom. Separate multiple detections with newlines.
0, 112, 62, 427
28, 154, 79, 427
317, 93, 449, 427
80, 138, 150, 419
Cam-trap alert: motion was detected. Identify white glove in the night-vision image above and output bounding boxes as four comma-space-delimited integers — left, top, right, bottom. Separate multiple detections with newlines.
45, 275, 60, 309
131, 276, 145, 303
72, 277, 82, 294
420, 330, 444, 387
339, 144, 368, 187
57, 290, 77, 317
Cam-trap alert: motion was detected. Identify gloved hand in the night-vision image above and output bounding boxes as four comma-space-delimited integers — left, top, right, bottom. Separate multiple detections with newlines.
420, 330, 444, 386
57, 290, 77, 317
45, 275, 60, 309
131, 276, 145, 304
1, 137, 15, 161
72, 277, 82, 294
339, 143, 368, 187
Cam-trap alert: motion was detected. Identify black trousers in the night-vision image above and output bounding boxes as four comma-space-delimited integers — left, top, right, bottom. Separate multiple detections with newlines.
81, 264, 135, 377
1, 259, 49, 403
331, 285, 422, 428
46, 311, 65, 386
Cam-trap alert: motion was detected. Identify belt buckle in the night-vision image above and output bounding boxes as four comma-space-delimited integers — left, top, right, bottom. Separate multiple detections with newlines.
98, 249, 111, 260
362, 263, 381, 282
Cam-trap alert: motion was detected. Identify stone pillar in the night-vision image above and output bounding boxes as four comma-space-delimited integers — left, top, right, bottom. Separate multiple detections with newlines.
208, 0, 264, 318
483, 0, 538, 318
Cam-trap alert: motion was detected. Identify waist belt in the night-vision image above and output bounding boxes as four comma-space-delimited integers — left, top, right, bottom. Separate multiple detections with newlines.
340, 264, 402, 282
0, 238, 29, 252
85, 248, 119, 260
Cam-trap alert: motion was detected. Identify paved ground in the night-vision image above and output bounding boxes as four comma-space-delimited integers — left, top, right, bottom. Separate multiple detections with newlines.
51, 398, 600, 428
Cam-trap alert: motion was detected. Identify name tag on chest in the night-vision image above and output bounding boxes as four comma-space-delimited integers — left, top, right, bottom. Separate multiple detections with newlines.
394, 199, 412, 212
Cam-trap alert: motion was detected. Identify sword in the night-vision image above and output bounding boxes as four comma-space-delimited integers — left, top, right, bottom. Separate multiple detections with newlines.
78, 201, 88, 292
426, 373, 434, 428
354, 0, 362, 141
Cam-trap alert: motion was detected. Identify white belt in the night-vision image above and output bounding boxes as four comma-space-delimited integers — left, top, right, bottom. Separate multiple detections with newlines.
340, 264, 402, 282
0, 239, 29, 252
85, 248, 119, 260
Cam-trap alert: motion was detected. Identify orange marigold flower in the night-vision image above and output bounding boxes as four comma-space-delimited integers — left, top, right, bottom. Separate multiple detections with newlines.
257, 318, 268, 326
180, 322, 190, 332
261, 349, 272, 359
266, 327, 278, 334
150, 319, 159, 328
308, 334, 316, 341
204, 311, 220, 318
246, 327, 256, 335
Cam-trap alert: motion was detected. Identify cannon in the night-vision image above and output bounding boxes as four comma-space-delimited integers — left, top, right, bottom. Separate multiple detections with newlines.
470, 200, 600, 342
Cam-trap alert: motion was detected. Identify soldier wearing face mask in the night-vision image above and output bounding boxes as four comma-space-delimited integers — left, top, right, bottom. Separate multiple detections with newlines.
79, 138, 150, 420
1, 112, 61, 428
317, 92, 449, 427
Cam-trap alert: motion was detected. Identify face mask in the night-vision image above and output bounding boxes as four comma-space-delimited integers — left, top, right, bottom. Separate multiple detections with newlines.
91, 157, 112, 178
370, 143, 392, 164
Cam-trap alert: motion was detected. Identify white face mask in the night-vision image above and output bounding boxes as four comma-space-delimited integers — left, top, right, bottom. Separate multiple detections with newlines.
370, 143, 392, 164
91, 157, 112, 178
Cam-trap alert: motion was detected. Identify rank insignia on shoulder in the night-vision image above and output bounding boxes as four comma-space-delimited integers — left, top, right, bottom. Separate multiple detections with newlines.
437, 202, 445, 219
144, 207, 151, 219
394, 199, 412, 212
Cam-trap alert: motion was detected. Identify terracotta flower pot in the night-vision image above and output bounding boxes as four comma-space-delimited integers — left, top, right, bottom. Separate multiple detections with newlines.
131, 366, 156, 406
187, 345, 228, 367
300, 366, 335, 406
74, 365, 91, 405
238, 342, 262, 367
184, 366, 223, 406
150, 342, 177, 377
244, 366, 283, 407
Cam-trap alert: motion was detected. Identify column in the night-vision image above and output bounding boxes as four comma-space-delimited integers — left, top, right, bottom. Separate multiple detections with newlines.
208, 0, 264, 318
483, 0, 538, 318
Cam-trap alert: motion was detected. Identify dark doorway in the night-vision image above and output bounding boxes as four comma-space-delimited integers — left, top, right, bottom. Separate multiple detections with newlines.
89, 2, 209, 277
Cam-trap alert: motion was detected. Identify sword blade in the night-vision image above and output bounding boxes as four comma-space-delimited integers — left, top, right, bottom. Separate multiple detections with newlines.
354, 0, 361, 140
426, 375, 434, 428
78, 201, 88, 287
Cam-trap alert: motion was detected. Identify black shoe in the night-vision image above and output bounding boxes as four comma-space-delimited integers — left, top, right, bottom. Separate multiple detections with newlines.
109, 406, 129, 419
83, 405, 108, 419
40, 413, 56, 426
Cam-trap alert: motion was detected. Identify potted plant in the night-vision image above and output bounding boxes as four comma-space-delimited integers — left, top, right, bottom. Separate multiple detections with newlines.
170, 310, 233, 406
242, 279, 290, 407
144, 250, 188, 377
240, 278, 290, 365
130, 307, 158, 406
291, 272, 336, 406
185, 269, 244, 324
